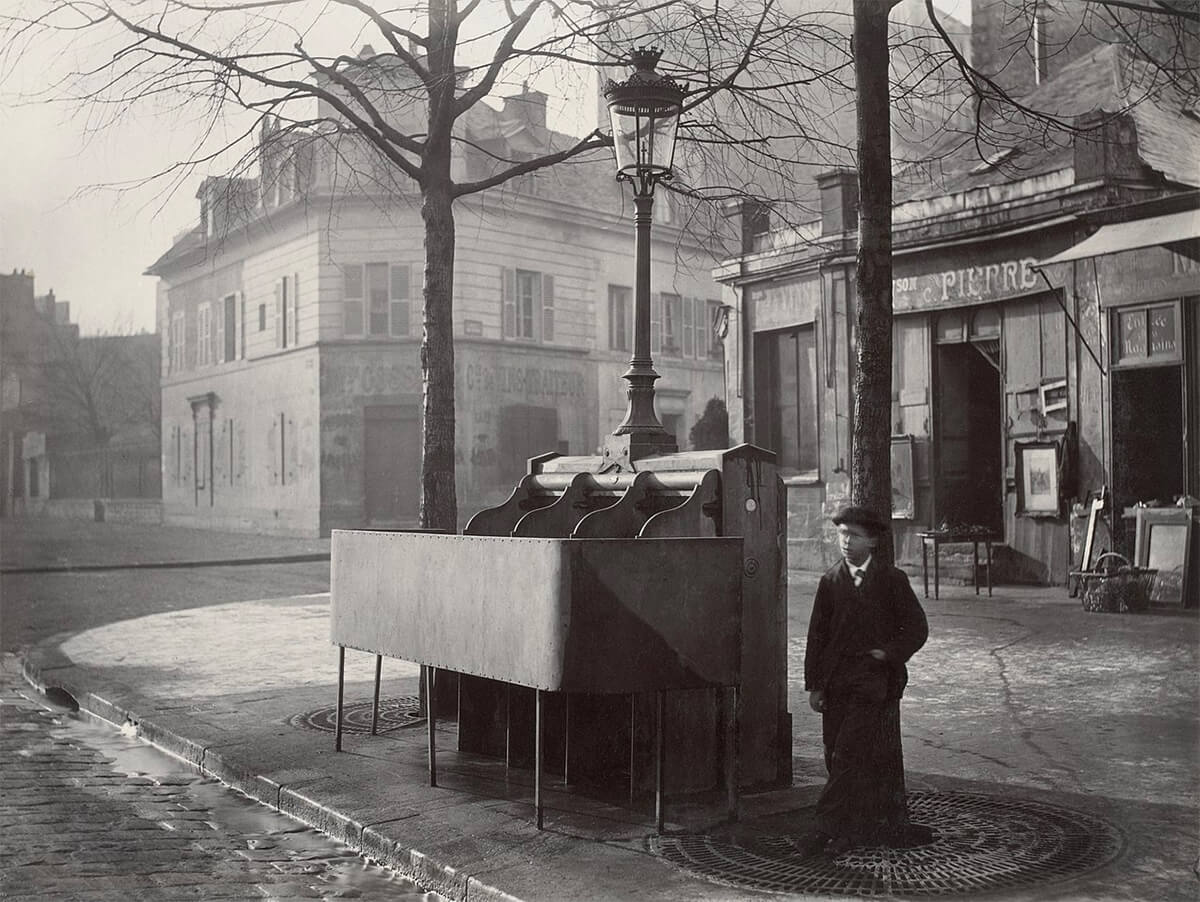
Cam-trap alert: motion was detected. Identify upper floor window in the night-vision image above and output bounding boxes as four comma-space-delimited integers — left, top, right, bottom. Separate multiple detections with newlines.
343, 263, 411, 339
502, 267, 555, 343
649, 294, 715, 361
276, 274, 300, 348
706, 299, 724, 359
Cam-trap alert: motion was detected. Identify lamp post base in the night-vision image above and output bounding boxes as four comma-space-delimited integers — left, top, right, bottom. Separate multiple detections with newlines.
601, 430, 678, 472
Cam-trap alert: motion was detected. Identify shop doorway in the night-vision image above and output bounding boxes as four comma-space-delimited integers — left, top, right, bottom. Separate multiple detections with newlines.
1111, 364, 1184, 547
363, 405, 420, 526
934, 341, 1004, 533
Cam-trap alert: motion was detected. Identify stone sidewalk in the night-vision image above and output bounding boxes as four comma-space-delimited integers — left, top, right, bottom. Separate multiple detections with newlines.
9, 518, 1200, 900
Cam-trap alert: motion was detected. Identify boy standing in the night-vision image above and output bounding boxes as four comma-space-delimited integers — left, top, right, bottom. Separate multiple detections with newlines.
801, 505, 929, 856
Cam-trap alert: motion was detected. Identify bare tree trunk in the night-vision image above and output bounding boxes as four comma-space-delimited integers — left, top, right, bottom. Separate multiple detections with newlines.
419, 0, 458, 534
852, 0, 896, 564
420, 177, 457, 533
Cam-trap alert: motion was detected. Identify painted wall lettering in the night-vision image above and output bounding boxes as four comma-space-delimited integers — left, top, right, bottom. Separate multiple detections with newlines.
463, 363, 585, 400
893, 257, 1039, 310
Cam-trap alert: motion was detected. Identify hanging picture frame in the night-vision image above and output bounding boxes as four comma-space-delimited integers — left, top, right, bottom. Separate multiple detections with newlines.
1015, 440, 1060, 517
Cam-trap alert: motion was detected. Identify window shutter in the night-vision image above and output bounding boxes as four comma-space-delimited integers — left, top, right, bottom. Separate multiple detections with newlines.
502, 267, 516, 338
292, 273, 300, 346
390, 264, 410, 337
238, 292, 246, 359
275, 282, 283, 347
650, 292, 662, 355
541, 274, 555, 343
683, 296, 695, 358
215, 299, 225, 364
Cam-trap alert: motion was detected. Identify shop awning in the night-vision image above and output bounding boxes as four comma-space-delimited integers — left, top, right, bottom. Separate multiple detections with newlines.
1036, 208, 1200, 266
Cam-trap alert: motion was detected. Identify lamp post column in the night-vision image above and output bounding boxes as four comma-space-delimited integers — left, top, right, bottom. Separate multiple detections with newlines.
603, 188, 677, 469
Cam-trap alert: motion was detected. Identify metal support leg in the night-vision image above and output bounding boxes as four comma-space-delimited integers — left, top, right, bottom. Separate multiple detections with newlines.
655, 689, 665, 834
370, 654, 382, 735
535, 689, 544, 830
335, 646, 345, 752
973, 542, 980, 595
986, 541, 993, 596
425, 666, 437, 788
725, 686, 739, 823
504, 683, 512, 768
563, 694, 570, 786
921, 538, 929, 597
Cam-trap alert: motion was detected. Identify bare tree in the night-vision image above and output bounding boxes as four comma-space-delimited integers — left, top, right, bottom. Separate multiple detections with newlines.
4, 0, 1192, 537
44, 328, 161, 447
3, 0, 865, 531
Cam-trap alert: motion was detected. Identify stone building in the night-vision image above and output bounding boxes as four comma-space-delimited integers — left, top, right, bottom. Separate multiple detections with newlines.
0, 272, 75, 514
715, 29, 1199, 582
148, 77, 726, 536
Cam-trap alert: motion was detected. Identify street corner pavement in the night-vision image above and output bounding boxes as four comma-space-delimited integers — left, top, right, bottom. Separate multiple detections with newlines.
52, 593, 419, 700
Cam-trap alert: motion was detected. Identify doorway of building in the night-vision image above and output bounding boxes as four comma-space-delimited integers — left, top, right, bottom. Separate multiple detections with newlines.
498, 404, 559, 486
1111, 364, 1184, 548
934, 341, 1004, 533
363, 405, 420, 526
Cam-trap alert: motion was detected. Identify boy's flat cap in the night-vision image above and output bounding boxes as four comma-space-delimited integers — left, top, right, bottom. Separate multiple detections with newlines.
831, 505, 889, 536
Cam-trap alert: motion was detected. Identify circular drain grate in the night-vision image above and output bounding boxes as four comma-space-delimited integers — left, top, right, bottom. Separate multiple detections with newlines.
288, 696, 423, 734
651, 791, 1123, 897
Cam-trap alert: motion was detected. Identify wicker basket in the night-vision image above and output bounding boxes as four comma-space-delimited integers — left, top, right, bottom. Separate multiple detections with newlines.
1072, 553, 1157, 613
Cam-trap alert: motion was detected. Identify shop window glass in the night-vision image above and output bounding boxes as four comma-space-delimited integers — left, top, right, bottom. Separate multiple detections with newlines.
936, 311, 965, 344
970, 307, 1001, 339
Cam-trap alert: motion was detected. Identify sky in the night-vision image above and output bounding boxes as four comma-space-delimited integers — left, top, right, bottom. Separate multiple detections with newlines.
0, 0, 970, 337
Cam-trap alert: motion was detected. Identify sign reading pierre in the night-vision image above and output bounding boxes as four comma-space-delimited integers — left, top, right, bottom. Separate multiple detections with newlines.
893, 257, 1040, 312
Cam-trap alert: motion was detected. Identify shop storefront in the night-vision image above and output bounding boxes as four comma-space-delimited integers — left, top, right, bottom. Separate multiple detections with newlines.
1037, 208, 1200, 597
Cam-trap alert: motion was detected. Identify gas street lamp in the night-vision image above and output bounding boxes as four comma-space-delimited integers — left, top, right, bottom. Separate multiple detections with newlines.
602, 47, 687, 469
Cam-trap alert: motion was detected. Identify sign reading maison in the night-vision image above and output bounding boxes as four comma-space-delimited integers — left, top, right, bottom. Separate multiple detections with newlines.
893, 257, 1040, 311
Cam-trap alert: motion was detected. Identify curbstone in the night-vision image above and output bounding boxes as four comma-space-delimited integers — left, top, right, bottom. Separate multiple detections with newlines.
402, 848, 471, 902
135, 718, 206, 769
279, 787, 361, 845
466, 875, 525, 902
201, 748, 283, 809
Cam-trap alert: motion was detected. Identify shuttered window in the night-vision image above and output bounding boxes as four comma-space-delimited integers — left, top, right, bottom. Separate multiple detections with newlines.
343, 263, 413, 338
501, 267, 555, 343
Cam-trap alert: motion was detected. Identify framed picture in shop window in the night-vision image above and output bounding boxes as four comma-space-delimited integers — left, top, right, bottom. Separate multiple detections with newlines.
1016, 440, 1060, 517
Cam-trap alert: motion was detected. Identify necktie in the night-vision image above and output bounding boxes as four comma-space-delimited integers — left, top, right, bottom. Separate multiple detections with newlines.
853, 567, 864, 587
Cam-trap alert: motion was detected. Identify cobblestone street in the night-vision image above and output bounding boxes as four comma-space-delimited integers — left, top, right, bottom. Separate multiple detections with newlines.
0, 656, 439, 901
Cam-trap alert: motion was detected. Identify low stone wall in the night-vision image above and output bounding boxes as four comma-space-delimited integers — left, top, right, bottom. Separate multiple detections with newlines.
15, 498, 162, 524
98, 499, 163, 524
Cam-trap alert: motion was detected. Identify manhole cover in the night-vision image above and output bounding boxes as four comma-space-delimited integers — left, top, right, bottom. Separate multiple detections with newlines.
288, 696, 423, 734
651, 791, 1123, 897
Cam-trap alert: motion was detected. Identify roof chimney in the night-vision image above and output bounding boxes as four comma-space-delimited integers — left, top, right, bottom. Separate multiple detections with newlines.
506, 85, 548, 130
816, 169, 858, 236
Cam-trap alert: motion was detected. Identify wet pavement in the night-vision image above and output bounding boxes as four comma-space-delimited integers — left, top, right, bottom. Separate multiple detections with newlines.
0, 656, 441, 901
6, 517, 1200, 900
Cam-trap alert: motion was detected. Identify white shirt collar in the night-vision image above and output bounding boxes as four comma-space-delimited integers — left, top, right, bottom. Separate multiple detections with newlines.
848, 556, 872, 577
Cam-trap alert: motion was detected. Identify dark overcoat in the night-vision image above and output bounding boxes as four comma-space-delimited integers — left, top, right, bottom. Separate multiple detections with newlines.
804, 559, 928, 702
